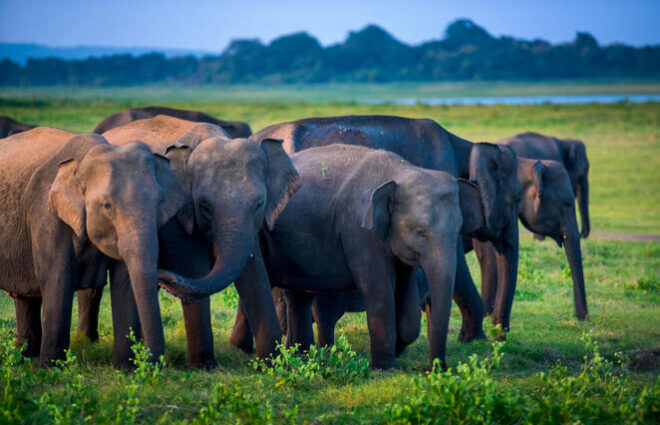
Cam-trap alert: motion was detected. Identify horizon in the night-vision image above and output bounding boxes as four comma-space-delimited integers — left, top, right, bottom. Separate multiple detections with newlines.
0, 0, 658, 52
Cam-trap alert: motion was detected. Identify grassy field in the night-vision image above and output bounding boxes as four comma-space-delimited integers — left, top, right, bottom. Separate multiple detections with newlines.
0, 90, 658, 423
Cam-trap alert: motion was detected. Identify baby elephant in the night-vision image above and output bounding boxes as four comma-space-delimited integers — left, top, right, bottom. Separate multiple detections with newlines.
475, 157, 588, 320
243, 144, 484, 370
500, 132, 590, 238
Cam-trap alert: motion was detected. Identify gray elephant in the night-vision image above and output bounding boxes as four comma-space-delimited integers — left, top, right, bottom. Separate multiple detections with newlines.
256, 144, 483, 369
92, 106, 252, 138
78, 115, 300, 368
499, 132, 590, 238
0, 128, 187, 367
0, 116, 35, 138
311, 157, 589, 347
476, 157, 588, 320
249, 115, 521, 335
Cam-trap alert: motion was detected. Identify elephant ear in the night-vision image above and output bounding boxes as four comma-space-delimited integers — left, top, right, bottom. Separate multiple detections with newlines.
457, 179, 485, 235
260, 138, 302, 230
153, 153, 192, 230
361, 180, 396, 242
164, 142, 191, 190
531, 160, 546, 198
48, 159, 86, 239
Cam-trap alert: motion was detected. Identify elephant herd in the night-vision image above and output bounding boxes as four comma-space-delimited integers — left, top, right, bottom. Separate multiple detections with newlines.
0, 107, 590, 371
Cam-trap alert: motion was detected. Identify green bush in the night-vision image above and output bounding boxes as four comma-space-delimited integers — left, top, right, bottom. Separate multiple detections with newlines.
188, 382, 279, 425
385, 336, 658, 425
252, 334, 370, 387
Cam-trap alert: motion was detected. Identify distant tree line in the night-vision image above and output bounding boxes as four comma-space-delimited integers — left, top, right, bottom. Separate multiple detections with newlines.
1, 19, 658, 86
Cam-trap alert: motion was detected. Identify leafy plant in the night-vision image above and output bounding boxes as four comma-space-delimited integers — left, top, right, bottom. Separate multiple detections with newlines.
252, 334, 369, 387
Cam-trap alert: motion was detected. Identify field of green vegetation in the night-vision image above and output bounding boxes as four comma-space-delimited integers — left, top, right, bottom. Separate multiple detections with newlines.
0, 88, 658, 423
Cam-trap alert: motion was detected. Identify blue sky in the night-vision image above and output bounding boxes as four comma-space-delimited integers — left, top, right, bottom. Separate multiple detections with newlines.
0, 0, 658, 50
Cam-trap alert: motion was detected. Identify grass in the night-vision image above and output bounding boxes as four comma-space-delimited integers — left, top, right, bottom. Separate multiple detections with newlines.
0, 89, 658, 423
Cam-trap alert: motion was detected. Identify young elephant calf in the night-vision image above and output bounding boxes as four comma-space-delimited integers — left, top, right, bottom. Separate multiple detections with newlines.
251, 144, 483, 370
475, 157, 588, 320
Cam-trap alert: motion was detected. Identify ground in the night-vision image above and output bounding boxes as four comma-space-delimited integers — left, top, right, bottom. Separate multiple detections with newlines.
0, 83, 658, 423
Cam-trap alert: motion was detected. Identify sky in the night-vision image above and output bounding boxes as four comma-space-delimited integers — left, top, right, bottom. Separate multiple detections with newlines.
0, 0, 658, 51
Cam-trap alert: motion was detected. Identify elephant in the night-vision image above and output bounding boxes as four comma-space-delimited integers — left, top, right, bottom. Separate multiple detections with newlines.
0, 127, 188, 368
0, 116, 35, 138
92, 106, 252, 138
250, 115, 522, 335
476, 157, 588, 320
499, 132, 590, 238
250, 144, 484, 369
77, 114, 300, 368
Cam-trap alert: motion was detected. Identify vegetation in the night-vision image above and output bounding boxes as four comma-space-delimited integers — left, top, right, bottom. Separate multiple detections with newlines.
1, 19, 659, 86
0, 96, 657, 423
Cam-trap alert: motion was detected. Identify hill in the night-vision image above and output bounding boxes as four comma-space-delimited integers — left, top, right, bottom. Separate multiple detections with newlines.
1, 19, 658, 86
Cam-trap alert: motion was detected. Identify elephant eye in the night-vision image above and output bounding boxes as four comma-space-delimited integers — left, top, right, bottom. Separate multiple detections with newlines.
414, 227, 426, 237
254, 199, 264, 211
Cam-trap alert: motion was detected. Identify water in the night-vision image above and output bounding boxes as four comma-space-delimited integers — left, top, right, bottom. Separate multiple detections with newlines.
360, 93, 660, 106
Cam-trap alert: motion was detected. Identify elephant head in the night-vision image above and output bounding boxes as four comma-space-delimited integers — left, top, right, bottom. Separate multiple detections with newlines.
518, 158, 588, 320
157, 136, 301, 300
560, 139, 590, 238
48, 136, 188, 359
361, 171, 484, 368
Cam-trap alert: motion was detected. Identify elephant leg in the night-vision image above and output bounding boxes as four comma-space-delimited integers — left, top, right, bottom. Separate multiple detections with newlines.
40, 277, 75, 368
454, 242, 486, 343
229, 300, 254, 354
311, 292, 345, 347
491, 223, 519, 334
283, 288, 315, 351
233, 241, 282, 359
395, 265, 421, 357
473, 239, 498, 316
351, 257, 398, 370
14, 296, 42, 358
182, 297, 216, 369
76, 287, 104, 342
272, 287, 288, 335
109, 261, 142, 369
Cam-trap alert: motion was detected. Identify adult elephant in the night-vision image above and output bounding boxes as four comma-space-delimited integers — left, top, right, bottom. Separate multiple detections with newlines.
78, 115, 300, 367
499, 132, 590, 238
0, 128, 187, 368
0, 116, 35, 138
250, 145, 484, 369
92, 106, 252, 138
250, 115, 521, 335
476, 157, 588, 320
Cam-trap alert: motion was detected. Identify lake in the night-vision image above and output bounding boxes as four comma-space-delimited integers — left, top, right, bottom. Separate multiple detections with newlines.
360, 93, 660, 106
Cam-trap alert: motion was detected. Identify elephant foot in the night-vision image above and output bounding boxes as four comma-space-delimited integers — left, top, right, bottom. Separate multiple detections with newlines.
189, 357, 217, 370
395, 342, 409, 358
371, 358, 400, 371
21, 343, 41, 358
230, 336, 254, 354
458, 321, 486, 343
78, 329, 99, 343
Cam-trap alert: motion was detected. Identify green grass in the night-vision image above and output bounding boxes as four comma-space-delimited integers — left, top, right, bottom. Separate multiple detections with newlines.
1, 79, 659, 102
0, 92, 658, 423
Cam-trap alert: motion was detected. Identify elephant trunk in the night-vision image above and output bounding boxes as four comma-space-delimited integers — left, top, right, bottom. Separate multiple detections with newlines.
157, 227, 253, 303
576, 176, 590, 238
120, 229, 165, 362
562, 214, 588, 320
421, 246, 457, 370
491, 221, 519, 333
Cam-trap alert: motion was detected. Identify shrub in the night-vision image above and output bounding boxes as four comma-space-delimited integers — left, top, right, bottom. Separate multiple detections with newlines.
252, 334, 370, 387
